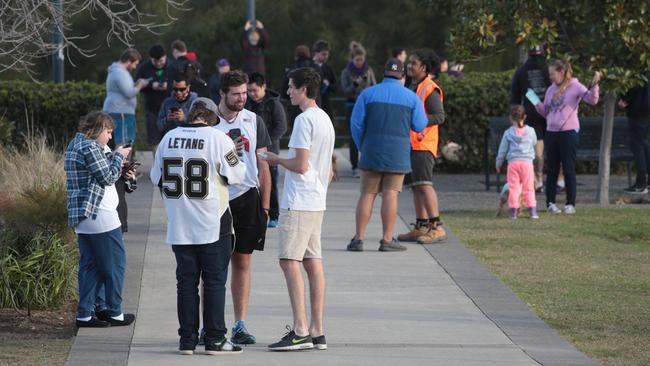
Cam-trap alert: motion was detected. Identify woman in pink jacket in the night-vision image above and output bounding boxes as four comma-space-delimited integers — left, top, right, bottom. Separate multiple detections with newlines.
535, 59, 600, 214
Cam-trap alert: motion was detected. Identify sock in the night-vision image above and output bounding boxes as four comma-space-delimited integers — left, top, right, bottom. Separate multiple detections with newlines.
77, 316, 92, 322
429, 217, 441, 227
111, 313, 124, 321
416, 218, 428, 227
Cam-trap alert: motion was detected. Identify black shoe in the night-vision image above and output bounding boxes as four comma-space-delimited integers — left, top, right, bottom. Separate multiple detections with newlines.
312, 335, 327, 350
76, 317, 111, 328
205, 338, 243, 355
624, 186, 648, 194
97, 311, 136, 326
346, 237, 363, 252
268, 327, 314, 351
179, 339, 196, 355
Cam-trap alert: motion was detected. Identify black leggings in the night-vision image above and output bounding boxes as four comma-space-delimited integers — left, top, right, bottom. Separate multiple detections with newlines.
545, 130, 578, 206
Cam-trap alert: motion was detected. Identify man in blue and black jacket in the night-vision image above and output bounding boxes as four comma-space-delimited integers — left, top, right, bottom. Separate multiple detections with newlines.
346, 58, 427, 252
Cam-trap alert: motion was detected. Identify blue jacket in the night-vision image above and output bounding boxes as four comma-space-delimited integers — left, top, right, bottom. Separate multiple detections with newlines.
351, 78, 427, 173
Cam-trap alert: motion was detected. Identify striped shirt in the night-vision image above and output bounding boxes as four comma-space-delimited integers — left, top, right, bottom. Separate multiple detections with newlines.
64, 133, 124, 228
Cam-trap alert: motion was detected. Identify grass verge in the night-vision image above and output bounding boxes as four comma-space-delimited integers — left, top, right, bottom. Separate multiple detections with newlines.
444, 208, 650, 366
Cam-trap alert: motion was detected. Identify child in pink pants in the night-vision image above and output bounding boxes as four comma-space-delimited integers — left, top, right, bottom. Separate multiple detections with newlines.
496, 105, 539, 219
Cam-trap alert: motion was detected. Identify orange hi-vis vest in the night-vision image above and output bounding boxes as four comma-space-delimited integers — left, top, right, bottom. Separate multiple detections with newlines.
410, 76, 444, 157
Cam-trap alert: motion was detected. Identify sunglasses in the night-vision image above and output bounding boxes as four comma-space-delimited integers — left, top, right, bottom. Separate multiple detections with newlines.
173, 87, 187, 92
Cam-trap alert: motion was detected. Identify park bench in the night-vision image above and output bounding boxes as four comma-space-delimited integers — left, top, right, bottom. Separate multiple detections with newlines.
483, 116, 634, 191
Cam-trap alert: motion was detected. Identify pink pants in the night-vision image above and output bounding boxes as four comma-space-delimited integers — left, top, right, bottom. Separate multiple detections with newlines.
507, 160, 536, 209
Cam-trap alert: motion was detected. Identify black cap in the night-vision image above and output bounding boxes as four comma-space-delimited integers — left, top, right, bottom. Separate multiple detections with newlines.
384, 58, 405, 76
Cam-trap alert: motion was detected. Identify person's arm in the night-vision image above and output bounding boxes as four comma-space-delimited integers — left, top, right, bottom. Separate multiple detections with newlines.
411, 97, 428, 133
114, 71, 140, 99
350, 93, 366, 148
326, 65, 338, 93
150, 144, 162, 188
255, 116, 272, 210
84, 143, 125, 186
266, 148, 309, 174
134, 63, 154, 93
581, 81, 600, 106
367, 68, 377, 87
535, 89, 551, 117
157, 100, 169, 132
270, 99, 288, 142
340, 69, 356, 97
258, 26, 269, 49
218, 137, 246, 185
424, 90, 445, 126
495, 133, 509, 172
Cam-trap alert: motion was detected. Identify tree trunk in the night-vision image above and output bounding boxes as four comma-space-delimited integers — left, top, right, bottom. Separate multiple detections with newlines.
597, 91, 616, 207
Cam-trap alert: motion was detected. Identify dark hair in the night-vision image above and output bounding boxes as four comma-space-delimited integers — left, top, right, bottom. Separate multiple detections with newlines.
294, 45, 311, 61
392, 47, 406, 58
313, 40, 330, 53
288, 67, 321, 99
219, 70, 249, 94
509, 104, 526, 127
171, 40, 187, 53
188, 101, 218, 126
173, 74, 188, 84
119, 48, 141, 63
149, 44, 165, 59
248, 72, 266, 87
410, 48, 441, 76
78, 111, 115, 139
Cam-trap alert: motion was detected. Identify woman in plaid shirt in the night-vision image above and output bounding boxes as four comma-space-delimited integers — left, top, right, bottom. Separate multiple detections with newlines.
64, 111, 134, 328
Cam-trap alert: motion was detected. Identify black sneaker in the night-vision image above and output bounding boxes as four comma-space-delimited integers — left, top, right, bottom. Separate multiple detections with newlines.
205, 338, 243, 355
346, 237, 363, 252
379, 238, 407, 252
312, 335, 327, 350
179, 339, 196, 355
96, 311, 136, 326
268, 327, 314, 351
624, 186, 648, 194
76, 317, 110, 328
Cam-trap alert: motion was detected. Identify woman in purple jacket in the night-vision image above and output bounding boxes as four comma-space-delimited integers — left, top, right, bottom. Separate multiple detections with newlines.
535, 59, 600, 214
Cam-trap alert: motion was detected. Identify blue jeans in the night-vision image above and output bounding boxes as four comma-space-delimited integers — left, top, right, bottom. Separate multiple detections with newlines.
109, 113, 136, 145
77, 227, 126, 318
172, 236, 232, 345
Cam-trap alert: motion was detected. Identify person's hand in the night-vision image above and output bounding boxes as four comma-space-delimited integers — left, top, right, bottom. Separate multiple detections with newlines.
591, 71, 601, 87
122, 168, 136, 180
618, 99, 628, 109
135, 78, 151, 90
233, 136, 245, 153
495, 166, 500, 173
323, 79, 330, 87
256, 20, 264, 29
260, 151, 280, 166
115, 145, 132, 158
176, 109, 185, 121
244, 20, 252, 30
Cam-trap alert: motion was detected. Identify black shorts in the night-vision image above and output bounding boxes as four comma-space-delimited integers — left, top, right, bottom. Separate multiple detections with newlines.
404, 150, 436, 187
230, 188, 267, 254
526, 118, 547, 140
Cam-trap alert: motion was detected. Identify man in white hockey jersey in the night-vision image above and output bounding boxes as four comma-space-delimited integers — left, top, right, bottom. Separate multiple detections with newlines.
212, 70, 272, 344
150, 97, 245, 356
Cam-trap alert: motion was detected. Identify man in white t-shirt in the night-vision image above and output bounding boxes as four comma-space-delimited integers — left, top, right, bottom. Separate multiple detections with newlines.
150, 97, 245, 356
262, 67, 335, 351
213, 70, 272, 345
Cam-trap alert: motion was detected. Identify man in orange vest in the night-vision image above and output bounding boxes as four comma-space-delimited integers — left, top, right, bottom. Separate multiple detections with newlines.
398, 48, 446, 244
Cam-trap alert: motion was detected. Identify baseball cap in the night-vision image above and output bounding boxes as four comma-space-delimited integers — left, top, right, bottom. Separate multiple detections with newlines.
384, 57, 405, 77
190, 97, 219, 116
217, 58, 230, 67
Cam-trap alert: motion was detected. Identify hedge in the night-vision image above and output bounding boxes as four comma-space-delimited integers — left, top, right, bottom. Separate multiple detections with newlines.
0, 74, 610, 171
0, 81, 105, 147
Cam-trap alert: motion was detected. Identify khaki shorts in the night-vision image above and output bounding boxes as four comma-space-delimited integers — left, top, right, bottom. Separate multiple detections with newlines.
360, 170, 405, 193
278, 209, 324, 260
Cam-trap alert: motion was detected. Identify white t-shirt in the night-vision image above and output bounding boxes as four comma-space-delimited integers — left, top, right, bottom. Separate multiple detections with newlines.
213, 109, 271, 200
281, 107, 335, 211
150, 123, 246, 245
75, 146, 122, 234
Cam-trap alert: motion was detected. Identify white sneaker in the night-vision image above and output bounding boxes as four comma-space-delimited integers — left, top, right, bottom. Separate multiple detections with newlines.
563, 204, 576, 214
351, 168, 360, 178
547, 203, 561, 214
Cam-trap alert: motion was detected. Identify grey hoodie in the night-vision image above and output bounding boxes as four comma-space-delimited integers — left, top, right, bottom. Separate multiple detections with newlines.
496, 125, 537, 168
102, 62, 138, 114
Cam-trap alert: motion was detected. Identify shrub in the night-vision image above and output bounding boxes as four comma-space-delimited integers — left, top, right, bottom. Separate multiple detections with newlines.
0, 228, 77, 312
0, 81, 105, 148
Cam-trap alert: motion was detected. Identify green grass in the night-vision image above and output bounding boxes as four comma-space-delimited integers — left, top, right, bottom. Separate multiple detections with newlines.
444, 208, 650, 366
0, 338, 73, 366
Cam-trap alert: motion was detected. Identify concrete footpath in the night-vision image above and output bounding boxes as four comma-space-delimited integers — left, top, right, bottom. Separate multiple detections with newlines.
67, 150, 601, 366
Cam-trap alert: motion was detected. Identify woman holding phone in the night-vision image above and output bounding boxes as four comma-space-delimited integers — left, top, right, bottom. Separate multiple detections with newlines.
65, 111, 137, 327
534, 59, 600, 214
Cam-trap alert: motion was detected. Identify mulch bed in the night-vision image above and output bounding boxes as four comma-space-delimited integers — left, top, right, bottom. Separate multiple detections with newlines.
0, 303, 77, 341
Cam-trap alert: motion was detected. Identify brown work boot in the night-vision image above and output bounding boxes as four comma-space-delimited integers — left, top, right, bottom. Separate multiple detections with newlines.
417, 223, 446, 244
397, 222, 429, 242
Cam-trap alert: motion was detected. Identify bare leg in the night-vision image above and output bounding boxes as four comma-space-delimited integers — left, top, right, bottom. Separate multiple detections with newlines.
303, 258, 325, 337
279, 259, 308, 336
412, 188, 427, 219
230, 252, 251, 321
380, 190, 398, 241
355, 193, 377, 240
534, 140, 544, 187
414, 185, 439, 217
